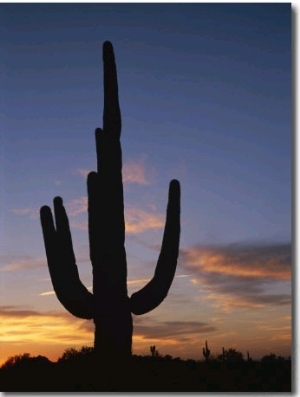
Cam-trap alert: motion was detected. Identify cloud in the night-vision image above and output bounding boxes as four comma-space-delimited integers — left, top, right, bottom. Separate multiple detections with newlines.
10, 207, 37, 219
180, 243, 291, 310
0, 305, 92, 346
70, 220, 88, 230
10, 160, 160, 235
39, 291, 56, 296
127, 278, 152, 286
134, 318, 217, 342
76, 168, 90, 178
66, 196, 87, 216
0, 306, 47, 318
76, 314, 216, 345
67, 202, 165, 234
123, 158, 151, 185
76, 157, 153, 186
125, 207, 164, 233
39, 276, 187, 297
181, 243, 291, 281
0, 256, 46, 272
39, 286, 92, 297
204, 290, 291, 310
10, 197, 88, 221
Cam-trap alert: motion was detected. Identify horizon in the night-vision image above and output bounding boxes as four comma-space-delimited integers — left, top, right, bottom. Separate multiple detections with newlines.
1, 3, 291, 366
0, 346, 291, 367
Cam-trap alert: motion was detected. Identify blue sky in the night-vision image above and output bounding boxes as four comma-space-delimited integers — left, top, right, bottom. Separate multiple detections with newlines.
0, 3, 291, 364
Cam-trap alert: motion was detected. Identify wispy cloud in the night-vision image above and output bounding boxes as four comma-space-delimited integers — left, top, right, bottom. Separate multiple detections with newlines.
0, 306, 92, 355
0, 305, 148, 365
123, 158, 152, 185
70, 220, 88, 230
181, 243, 291, 281
67, 201, 165, 234
0, 302, 290, 364
125, 207, 164, 233
70, 313, 217, 348
39, 286, 92, 297
134, 317, 217, 342
0, 256, 46, 272
66, 196, 87, 216
10, 207, 37, 219
0, 305, 215, 354
180, 243, 291, 310
76, 168, 90, 178
39, 291, 56, 296
75, 157, 153, 186
39, 275, 189, 298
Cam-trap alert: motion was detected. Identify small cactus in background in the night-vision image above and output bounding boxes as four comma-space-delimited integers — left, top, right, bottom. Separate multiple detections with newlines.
222, 347, 226, 362
40, 41, 181, 361
150, 345, 156, 357
202, 340, 210, 361
150, 345, 159, 357
247, 350, 252, 361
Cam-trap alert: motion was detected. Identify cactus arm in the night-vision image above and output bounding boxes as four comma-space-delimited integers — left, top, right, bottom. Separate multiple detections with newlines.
130, 179, 180, 315
40, 197, 94, 319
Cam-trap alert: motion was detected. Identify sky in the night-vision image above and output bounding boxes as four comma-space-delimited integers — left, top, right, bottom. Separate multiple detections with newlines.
0, 3, 292, 366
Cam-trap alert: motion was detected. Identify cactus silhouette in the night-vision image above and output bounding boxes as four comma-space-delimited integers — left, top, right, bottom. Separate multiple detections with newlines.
40, 41, 181, 360
150, 345, 158, 357
202, 340, 210, 361
222, 347, 226, 362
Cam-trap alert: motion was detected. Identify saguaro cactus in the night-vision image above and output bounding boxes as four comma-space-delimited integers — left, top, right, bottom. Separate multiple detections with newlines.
222, 347, 226, 362
150, 345, 157, 357
202, 340, 210, 361
40, 41, 181, 360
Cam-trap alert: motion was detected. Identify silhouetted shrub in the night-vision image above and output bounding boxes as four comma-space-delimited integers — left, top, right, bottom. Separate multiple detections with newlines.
0, 350, 291, 392
217, 348, 244, 362
261, 353, 277, 362
58, 346, 94, 363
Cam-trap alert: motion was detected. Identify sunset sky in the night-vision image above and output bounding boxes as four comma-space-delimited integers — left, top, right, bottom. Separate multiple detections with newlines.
0, 3, 291, 366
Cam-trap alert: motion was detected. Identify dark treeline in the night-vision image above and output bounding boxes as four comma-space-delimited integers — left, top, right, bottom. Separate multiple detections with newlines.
0, 347, 291, 392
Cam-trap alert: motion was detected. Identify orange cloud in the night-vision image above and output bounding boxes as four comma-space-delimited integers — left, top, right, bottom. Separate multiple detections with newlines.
181, 244, 291, 281
39, 286, 93, 296
76, 157, 152, 186
39, 275, 187, 297
180, 243, 291, 311
68, 203, 165, 234
0, 306, 93, 366
0, 307, 91, 343
0, 303, 291, 365
203, 291, 291, 311
123, 158, 151, 185
0, 305, 215, 365
125, 207, 164, 233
